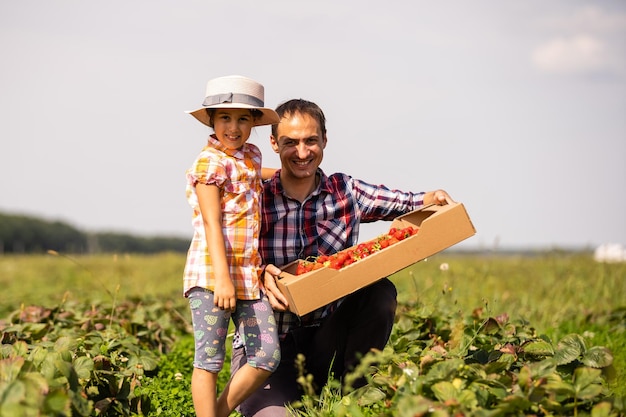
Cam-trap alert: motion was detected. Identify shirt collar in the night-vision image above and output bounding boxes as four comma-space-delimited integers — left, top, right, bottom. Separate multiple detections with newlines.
207, 134, 246, 159
269, 168, 332, 196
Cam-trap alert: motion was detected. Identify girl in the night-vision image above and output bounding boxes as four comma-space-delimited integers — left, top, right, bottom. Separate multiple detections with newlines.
183, 75, 280, 417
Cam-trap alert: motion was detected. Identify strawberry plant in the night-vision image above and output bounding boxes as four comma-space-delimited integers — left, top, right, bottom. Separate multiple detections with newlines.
1, 252, 624, 416
290, 302, 622, 416
0, 298, 190, 416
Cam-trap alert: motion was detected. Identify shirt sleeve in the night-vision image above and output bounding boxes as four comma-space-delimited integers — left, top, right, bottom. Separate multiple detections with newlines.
187, 148, 227, 188
349, 176, 425, 223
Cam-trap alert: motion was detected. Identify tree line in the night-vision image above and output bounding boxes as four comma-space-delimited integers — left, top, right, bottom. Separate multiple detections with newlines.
0, 212, 189, 254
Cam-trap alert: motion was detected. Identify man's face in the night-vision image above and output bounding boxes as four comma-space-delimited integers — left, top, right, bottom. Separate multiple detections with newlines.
270, 112, 327, 181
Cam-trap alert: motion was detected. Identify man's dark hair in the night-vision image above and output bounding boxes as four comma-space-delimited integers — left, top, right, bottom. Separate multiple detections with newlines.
272, 99, 327, 137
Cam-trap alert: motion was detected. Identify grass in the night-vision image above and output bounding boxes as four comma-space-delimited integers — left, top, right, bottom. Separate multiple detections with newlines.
0, 252, 183, 316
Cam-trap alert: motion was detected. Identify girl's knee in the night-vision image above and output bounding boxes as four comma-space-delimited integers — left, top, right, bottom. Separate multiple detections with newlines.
250, 348, 281, 373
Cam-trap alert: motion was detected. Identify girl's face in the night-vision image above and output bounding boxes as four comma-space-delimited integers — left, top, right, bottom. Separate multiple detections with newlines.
211, 108, 255, 150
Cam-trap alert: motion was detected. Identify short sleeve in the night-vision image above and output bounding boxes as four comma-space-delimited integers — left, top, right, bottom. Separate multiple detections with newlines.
186, 148, 227, 188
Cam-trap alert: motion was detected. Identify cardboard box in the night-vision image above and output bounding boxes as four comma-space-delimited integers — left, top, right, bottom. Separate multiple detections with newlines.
276, 202, 476, 316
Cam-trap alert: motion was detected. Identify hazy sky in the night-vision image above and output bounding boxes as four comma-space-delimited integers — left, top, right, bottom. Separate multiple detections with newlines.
1, 0, 625, 250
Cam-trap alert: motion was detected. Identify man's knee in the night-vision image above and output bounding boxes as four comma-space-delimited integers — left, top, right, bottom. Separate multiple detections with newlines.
365, 278, 397, 314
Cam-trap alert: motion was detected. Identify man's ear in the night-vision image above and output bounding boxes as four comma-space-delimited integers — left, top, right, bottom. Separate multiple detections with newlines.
322, 134, 328, 149
270, 135, 279, 153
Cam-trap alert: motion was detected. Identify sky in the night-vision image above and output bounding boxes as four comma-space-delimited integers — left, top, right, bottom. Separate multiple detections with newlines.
1, 0, 625, 250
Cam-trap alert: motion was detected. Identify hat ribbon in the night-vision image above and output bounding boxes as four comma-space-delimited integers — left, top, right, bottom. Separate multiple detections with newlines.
203, 93, 264, 107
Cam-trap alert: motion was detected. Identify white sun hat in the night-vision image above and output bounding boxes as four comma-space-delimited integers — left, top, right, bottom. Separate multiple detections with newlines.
186, 75, 279, 127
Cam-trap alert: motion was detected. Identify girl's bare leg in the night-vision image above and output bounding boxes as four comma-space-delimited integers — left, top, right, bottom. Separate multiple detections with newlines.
192, 367, 219, 417
216, 364, 272, 417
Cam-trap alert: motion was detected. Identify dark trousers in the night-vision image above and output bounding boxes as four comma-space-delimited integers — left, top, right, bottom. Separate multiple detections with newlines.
231, 278, 397, 417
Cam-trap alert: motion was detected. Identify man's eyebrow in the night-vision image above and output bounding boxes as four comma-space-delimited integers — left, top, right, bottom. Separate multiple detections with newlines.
279, 135, 318, 142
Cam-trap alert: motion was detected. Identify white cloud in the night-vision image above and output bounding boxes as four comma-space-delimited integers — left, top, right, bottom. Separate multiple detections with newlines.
531, 5, 626, 76
544, 5, 626, 33
532, 34, 609, 74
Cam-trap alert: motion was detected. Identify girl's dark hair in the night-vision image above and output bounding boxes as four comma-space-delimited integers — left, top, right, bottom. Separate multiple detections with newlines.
271, 99, 326, 137
205, 108, 264, 128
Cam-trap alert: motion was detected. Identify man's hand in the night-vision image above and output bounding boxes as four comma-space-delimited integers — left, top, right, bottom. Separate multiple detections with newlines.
424, 189, 455, 206
262, 264, 289, 312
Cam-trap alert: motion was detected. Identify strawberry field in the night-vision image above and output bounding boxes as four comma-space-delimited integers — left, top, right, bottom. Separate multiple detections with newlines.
1, 251, 625, 416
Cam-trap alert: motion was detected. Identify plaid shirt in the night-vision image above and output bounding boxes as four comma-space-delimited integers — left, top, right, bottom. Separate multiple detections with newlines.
183, 135, 263, 300
260, 169, 425, 336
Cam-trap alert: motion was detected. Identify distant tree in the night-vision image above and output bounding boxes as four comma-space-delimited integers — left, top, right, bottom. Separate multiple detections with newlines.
0, 213, 87, 253
0, 212, 189, 254
91, 233, 189, 254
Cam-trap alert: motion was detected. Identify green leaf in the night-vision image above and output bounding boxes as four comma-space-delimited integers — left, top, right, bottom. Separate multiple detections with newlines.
479, 317, 501, 335
553, 334, 586, 365
128, 352, 159, 372
43, 389, 71, 414
518, 365, 531, 389
353, 386, 386, 406
457, 389, 479, 410
54, 336, 77, 353
0, 356, 25, 383
522, 339, 554, 357
573, 367, 602, 393
582, 346, 614, 368
544, 376, 576, 397
12, 340, 30, 357
395, 395, 433, 417
496, 395, 533, 414
528, 358, 557, 379
496, 352, 516, 370
425, 358, 464, 381
577, 383, 604, 400
431, 381, 457, 402
591, 401, 613, 417
73, 356, 94, 380
22, 371, 49, 401
28, 345, 49, 368
23, 323, 49, 338
1, 379, 26, 407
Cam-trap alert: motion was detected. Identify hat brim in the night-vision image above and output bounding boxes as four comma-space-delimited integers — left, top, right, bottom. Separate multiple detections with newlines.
186, 104, 280, 127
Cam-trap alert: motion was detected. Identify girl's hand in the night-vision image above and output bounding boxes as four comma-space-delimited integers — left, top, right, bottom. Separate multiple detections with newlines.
214, 278, 236, 311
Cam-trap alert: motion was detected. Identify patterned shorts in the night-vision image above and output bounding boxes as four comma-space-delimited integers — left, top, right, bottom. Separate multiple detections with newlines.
188, 287, 281, 373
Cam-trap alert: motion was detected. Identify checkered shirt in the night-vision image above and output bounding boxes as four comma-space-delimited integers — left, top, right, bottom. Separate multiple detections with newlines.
183, 135, 263, 300
260, 169, 425, 336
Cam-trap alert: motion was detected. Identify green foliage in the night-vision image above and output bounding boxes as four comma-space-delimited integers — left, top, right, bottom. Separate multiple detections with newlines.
291, 305, 622, 416
0, 252, 625, 416
137, 334, 239, 416
0, 298, 190, 416
135, 335, 196, 416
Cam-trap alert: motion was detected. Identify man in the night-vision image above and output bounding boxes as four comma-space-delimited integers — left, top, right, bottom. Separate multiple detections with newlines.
231, 99, 453, 416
